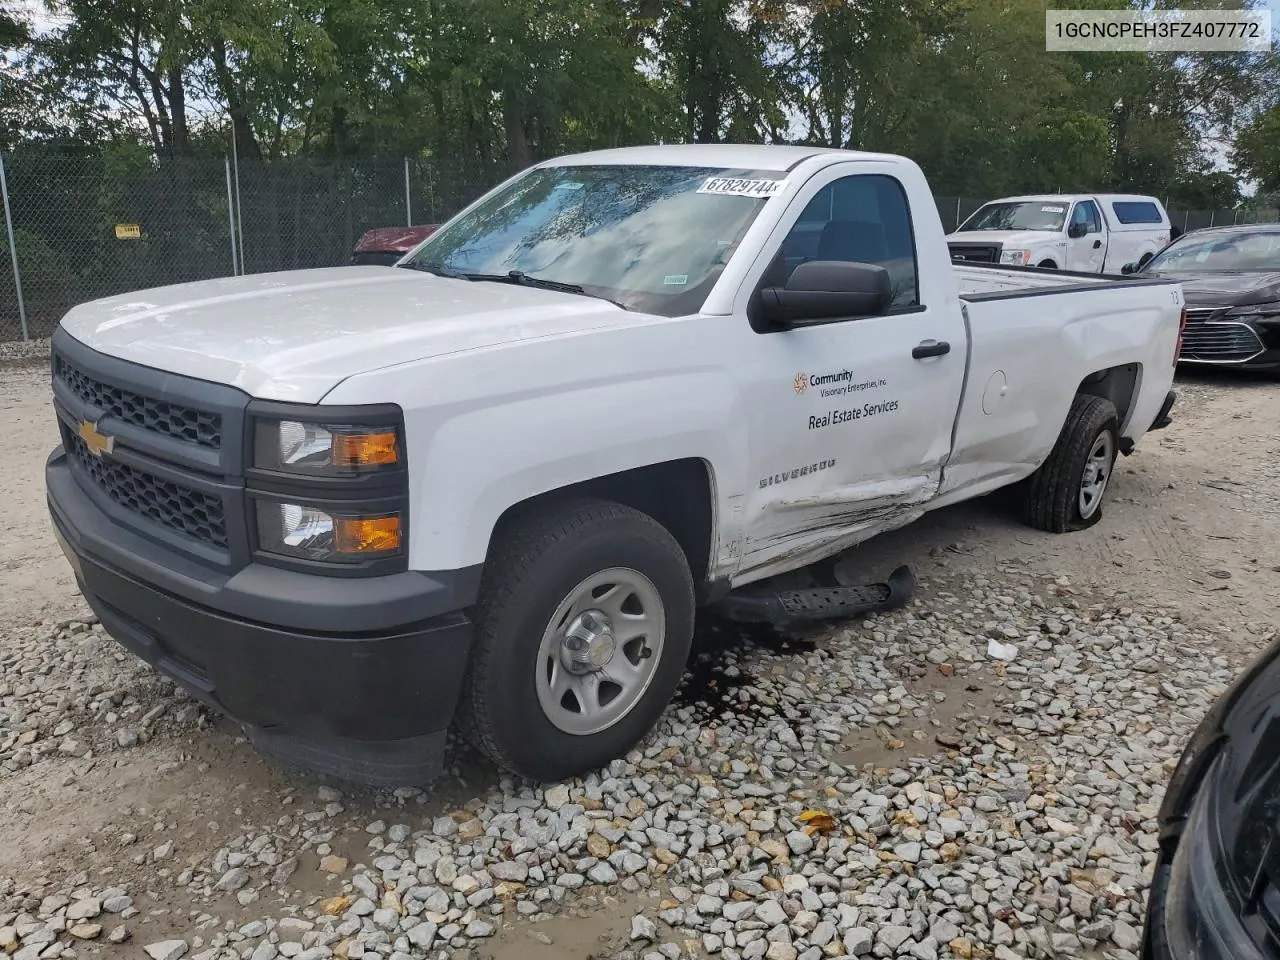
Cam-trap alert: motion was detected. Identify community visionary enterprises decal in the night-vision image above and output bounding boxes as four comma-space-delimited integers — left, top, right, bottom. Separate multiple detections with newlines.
793, 367, 898, 429
808, 398, 900, 430
793, 368, 888, 398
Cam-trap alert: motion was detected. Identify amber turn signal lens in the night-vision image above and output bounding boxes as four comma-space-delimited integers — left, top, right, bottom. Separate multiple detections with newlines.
334, 515, 402, 554
332, 430, 399, 467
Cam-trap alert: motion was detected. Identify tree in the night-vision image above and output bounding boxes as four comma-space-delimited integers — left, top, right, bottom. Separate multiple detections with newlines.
0, 4, 28, 48
1235, 106, 1280, 194
33, 0, 196, 157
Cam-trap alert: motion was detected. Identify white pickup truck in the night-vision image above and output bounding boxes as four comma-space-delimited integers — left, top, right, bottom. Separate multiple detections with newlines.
46, 145, 1182, 786
948, 193, 1173, 273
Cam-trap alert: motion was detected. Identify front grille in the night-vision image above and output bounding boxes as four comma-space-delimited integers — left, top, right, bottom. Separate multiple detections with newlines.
65, 430, 228, 549
1184, 307, 1222, 324
1180, 308, 1265, 363
55, 355, 223, 450
948, 243, 1001, 264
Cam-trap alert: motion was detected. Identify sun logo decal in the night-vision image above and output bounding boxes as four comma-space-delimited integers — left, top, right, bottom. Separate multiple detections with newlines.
793, 372, 809, 395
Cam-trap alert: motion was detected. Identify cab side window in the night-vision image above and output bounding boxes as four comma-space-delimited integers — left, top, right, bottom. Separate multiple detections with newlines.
777, 174, 919, 308
1072, 201, 1102, 234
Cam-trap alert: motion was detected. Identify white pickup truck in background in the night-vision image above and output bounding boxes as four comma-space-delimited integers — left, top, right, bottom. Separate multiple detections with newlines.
46, 144, 1183, 786
947, 193, 1173, 272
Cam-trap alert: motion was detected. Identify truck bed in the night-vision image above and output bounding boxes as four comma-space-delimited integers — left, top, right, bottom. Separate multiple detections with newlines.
936, 258, 1181, 510
953, 262, 1175, 300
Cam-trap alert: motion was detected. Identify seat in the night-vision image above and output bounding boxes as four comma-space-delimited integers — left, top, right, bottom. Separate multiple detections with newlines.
816, 220, 890, 265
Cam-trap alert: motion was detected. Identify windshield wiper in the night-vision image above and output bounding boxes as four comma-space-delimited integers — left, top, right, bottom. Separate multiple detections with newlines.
462, 270, 627, 309
397, 261, 460, 277
399, 264, 627, 309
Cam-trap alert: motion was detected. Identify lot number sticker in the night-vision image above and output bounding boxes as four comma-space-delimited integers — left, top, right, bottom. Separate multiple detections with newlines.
698, 177, 787, 198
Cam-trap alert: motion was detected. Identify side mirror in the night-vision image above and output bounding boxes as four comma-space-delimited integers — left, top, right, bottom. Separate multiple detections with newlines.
1067, 222, 1087, 239
760, 261, 893, 327
1120, 262, 1139, 275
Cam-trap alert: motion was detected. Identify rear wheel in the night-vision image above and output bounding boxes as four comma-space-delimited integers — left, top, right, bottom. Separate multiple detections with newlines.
462, 499, 695, 781
1022, 394, 1119, 533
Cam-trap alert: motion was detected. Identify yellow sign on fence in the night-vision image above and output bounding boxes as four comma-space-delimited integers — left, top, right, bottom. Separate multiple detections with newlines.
114, 223, 141, 240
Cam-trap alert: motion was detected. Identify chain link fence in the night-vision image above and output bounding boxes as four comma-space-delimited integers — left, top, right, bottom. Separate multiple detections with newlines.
2, 159, 1279, 343
0, 153, 493, 342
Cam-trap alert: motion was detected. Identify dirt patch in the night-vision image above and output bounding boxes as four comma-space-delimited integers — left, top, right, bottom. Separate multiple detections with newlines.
481, 890, 649, 960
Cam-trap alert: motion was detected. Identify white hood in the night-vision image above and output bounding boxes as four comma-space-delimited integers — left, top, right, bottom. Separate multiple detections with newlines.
946, 229, 1063, 249
59, 266, 638, 403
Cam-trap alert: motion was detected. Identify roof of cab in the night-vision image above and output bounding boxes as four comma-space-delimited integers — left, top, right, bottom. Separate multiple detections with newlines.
992, 193, 1166, 207
539, 143, 896, 171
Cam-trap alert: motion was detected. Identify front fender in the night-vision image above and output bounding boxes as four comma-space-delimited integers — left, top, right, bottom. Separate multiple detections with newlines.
324, 344, 746, 574
414, 373, 741, 570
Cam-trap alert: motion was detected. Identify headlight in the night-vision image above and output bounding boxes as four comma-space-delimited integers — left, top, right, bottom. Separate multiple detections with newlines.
254, 419, 400, 475
1000, 249, 1031, 266
1225, 300, 1280, 319
255, 501, 402, 562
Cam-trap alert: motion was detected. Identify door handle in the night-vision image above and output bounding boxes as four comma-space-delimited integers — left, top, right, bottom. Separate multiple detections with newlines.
1093, 239, 1102, 249
912, 340, 951, 359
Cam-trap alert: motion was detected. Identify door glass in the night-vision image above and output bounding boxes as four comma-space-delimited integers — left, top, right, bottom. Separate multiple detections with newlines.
1073, 201, 1102, 234
777, 175, 919, 308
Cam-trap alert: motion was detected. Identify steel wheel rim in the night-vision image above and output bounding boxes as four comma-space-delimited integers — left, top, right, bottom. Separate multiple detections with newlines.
1078, 431, 1114, 519
534, 567, 666, 736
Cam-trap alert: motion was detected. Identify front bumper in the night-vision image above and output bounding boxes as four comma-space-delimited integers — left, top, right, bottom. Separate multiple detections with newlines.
1145, 762, 1270, 959
47, 447, 475, 786
1179, 346, 1280, 371
1143, 635, 1280, 960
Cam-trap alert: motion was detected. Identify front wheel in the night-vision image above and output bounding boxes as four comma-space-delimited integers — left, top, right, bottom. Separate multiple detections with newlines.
1037, 259, 1058, 269
1022, 394, 1119, 533
461, 499, 695, 781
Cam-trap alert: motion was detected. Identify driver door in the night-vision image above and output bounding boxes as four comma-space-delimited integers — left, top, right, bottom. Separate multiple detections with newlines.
1067, 200, 1105, 272
730, 164, 967, 582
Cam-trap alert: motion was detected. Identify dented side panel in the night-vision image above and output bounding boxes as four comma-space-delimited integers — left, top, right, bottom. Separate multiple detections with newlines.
734, 477, 936, 586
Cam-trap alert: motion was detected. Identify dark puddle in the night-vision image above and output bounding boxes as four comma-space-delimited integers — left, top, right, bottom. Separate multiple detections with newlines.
674, 614, 820, 725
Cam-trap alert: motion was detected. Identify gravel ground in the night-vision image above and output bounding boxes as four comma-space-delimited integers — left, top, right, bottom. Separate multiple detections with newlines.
1, 363, 1278, 960
0, 337, 49, 367
0, 581, 1252, 960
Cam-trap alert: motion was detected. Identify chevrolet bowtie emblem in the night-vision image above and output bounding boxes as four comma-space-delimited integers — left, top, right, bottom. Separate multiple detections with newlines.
77, 420, 115, 457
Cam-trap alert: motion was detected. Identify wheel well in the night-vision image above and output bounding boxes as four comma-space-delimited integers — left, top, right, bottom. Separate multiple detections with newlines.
1139, 251, 1154, 265
1037, 259, 1058, 269
489, 459, 715, 585
1077, 363, 1139, 430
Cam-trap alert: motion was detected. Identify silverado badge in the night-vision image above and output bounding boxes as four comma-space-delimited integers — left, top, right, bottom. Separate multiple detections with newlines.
77, 420, 115, 457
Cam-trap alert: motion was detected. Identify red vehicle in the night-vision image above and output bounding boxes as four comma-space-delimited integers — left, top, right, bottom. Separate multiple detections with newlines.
351, 225, 439, 266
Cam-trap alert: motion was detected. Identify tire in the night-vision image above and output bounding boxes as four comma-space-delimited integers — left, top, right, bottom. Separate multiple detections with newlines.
1037, 259, 1058, 269
1022, 394, 1119, 533
462, 498, 695, 781
1145, 861, 1173, 957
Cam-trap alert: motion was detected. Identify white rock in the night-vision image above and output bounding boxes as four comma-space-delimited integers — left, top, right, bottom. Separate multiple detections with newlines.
144, 940, 189, 960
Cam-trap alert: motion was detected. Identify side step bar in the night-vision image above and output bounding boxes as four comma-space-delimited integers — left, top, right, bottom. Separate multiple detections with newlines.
710, 565, 915, 627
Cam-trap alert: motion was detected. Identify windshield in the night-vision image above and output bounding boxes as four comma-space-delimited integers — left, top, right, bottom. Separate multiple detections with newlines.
958, 201, 1068, 233
1146, 230, 1280, 273
402, 164, 784, 315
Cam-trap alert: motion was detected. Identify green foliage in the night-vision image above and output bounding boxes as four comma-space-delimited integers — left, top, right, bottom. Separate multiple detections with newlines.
1235, 106, 1280, 194
4, 0, 1278, 203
